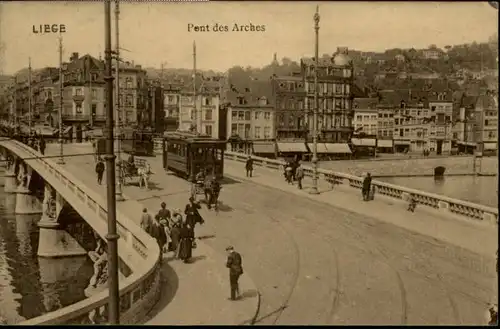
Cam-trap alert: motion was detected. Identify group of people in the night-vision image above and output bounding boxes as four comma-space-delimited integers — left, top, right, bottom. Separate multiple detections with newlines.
283, 160, 305, 189
14, 131, 46, 155
140, 198, 204, 264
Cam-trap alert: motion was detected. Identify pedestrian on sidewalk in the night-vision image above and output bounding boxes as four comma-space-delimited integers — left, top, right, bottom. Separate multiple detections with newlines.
245, 156, 254, 177
178, 217, 194, 264
39, 136, 46, 155
362, 172, 372, 201
295, 162, 304, 190
95, 158, 105, 185
226, 246, 243, 301
140, 208, 154, 237
170, 210, 183, 256
153, 214, 167, 261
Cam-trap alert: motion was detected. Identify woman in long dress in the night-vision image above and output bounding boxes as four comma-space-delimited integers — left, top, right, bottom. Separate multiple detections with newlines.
169, 210, 182, 254
177, 218, 194, 263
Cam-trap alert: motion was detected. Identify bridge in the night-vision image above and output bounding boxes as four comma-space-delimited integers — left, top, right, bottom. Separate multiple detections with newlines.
0, 140, 497, 325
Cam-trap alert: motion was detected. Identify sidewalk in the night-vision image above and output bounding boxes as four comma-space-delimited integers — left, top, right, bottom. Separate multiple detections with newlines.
224, 160, 498, 257
45, 145, 259, 325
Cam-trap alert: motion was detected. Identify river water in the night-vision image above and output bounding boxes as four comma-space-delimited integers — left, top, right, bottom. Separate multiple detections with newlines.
0, 171, 94, 324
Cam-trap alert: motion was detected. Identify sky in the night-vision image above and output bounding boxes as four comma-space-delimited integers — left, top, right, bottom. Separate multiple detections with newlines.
0, 1, 497, 74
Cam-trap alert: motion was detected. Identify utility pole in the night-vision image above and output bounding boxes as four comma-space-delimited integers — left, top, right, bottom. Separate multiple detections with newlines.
192, 41, 197, 134
28, 57, 32, 133
114, 0, 124, 201
104, 0, 120, 323
309, 5, 320, 195
57, 36, 65, 165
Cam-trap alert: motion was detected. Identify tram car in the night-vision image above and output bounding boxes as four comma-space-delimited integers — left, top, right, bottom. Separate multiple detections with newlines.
121, 126, 155, 156
163, 131, 226, 181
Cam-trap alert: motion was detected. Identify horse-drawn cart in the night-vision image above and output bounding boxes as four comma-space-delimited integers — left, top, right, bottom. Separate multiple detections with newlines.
117, 158, 153, 189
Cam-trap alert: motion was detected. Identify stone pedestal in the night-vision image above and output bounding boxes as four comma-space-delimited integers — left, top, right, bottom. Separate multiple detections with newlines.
3, 173, 17, 193
38, 256, 89, 312
37, 219, 87, 258
3, 193, 16, 213
15, 186, 42, 214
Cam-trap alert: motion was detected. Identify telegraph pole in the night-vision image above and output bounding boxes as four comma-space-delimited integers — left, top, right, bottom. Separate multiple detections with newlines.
57, 36, 65, 165
192, 41, 197, 133
310, 5, 320, 195
114, 0, 124, 201
104, 0, 120, 323
28, 57, 32, 133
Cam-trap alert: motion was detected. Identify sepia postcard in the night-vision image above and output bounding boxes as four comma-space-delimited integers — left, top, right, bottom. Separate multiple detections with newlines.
0, 1, 497, 326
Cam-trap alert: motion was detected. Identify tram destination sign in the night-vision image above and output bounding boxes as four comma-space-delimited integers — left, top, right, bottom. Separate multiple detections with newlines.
32, 24, 67, 34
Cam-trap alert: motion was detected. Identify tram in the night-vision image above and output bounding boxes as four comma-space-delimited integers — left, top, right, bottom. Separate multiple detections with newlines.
163, 131, 226, 181
121, 126, 155, 156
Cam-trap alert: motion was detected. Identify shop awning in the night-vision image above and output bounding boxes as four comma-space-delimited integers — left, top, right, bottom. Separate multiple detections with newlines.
87, 128, 104, 138
54, 126, 73, 136
483, 142, 497, 150
277, 142, 308, 153
377, 140, 393, 148
307, 143, 329, 153
457, 141, 476, 147
325, 143, 352, 154
253, 142, 276, 154
351, 138, 376, 147
394, 140, 410, 145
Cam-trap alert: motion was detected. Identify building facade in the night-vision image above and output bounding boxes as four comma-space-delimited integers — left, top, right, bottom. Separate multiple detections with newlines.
393, 101, 431, 153
427, 91, 454, 154
300, 47, 355, 144
473, 91, 498, 153
115, 61, 147, 125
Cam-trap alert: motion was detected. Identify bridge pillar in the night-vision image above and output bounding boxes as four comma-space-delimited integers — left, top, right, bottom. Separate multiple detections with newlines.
37, 185, 87, 258
15, 163, 42, 215
37, 256, 90, 312
3, 168, 17, 193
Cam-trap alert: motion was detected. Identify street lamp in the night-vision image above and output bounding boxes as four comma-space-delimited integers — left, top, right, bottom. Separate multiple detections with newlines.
114, 0, 124, 202
104, 0, 120, 323
56, 36, 65, 165
309, 5, 320, 195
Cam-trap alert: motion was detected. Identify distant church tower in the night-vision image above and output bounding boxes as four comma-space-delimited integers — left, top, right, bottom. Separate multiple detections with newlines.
272, 53, 279, 65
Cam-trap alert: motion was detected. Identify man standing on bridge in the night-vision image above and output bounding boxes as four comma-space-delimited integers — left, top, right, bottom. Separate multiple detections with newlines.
226, 246, 243, 301
95, 158, 105, 185
245, 156, 254, 178
362, 172, 372, 201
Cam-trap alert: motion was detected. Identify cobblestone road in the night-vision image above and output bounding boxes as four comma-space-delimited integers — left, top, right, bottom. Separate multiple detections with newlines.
50, 143, 497, 325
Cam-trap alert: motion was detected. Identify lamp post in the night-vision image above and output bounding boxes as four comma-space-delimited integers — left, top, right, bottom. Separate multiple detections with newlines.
56, 36, 65, 165
104, 0, 120, 323
114, 0, 124, 201
309, 5, 320, 195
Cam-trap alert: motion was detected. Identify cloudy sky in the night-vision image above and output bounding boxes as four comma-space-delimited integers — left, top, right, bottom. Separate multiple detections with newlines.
0, 1, 497, 74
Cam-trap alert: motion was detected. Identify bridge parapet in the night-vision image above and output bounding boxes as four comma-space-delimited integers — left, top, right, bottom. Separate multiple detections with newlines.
225, 151, 498, 225
0, 139, 161, 325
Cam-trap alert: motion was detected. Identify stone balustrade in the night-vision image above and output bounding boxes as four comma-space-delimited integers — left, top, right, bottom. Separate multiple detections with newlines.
224, 151, 498, 225
0, 138, 161, 325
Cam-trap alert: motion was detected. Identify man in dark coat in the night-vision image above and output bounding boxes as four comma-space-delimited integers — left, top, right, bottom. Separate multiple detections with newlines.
362, 172, 372, 201
157, 202, 171, 222
95, 159, 105, 185
185, 197, 204, 229
245, 156, 254, 177
226, 246, 243, 301
39, 136, 46, 155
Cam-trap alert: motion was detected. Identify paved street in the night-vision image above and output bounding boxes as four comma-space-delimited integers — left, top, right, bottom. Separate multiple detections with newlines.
48, 143, 496, 325
43, 144, 258, 325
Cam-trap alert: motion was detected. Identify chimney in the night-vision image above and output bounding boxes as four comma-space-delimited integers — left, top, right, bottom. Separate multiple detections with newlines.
70, 52, 79, 62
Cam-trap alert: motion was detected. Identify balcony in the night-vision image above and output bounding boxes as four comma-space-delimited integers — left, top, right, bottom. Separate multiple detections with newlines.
62, 114, 90, 121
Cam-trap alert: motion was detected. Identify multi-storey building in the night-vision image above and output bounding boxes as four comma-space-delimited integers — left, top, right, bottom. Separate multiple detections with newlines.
161, 83, 182, 132
51, 52, 106, 141
427, 91, 454, 154
301, 47, 355, 144
32, 67, 58, 125
178, 77, 222, 139
351, 97, 378, 152
270, 74, 307, 154
114, 61, 147, 125
454, 95, 478, 153
472, 91, 498, 154
393, 98, 431, 153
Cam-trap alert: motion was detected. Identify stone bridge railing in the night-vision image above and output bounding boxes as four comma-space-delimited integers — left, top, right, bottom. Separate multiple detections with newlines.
224, 151, 498, 225
0, 139, 161, 325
